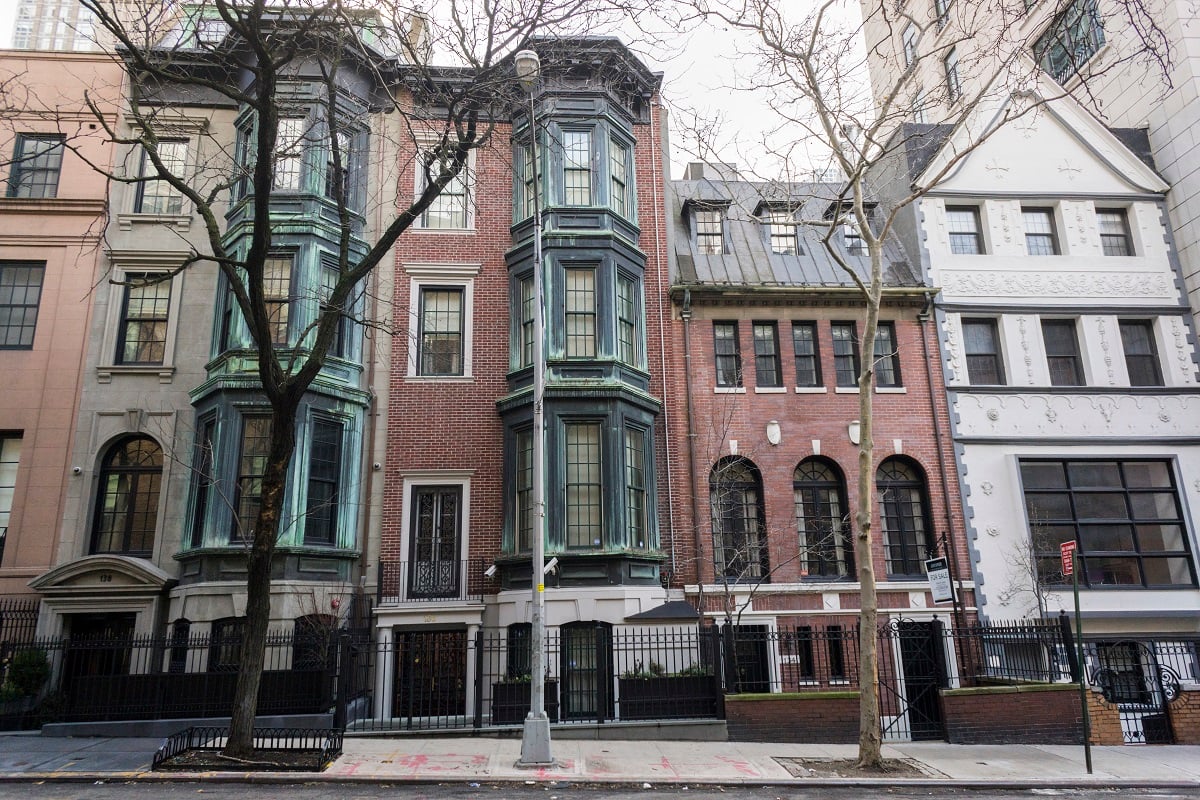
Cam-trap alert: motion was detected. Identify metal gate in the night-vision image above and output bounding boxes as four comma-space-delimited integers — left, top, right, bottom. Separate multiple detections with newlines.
1088, 641, 1180, 744
877, 618, 947, 741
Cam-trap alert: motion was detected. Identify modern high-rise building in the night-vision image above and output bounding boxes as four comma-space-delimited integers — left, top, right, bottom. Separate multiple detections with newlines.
9, 0, 97, 51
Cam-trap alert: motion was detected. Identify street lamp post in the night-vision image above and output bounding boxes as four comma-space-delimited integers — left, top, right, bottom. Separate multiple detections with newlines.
514, 48, 553, 768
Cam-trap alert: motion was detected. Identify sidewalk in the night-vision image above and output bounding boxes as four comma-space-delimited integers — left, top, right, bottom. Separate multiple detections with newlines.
2, 732, 1200, 787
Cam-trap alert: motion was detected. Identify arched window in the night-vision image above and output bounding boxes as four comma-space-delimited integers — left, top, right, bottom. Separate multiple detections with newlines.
794, 458, 853, 578
710, 457, 768, 581
90, 436, 162, 556
877, 457, 933, 576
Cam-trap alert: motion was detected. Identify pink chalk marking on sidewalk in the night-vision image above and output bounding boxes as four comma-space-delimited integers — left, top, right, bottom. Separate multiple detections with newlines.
715, 755, 759, 777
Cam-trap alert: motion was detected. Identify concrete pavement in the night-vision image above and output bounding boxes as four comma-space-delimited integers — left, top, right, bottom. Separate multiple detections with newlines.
1, 731, 1200, 787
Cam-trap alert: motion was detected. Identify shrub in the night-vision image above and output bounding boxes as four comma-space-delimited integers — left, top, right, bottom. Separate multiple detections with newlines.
6, 650, 50, 697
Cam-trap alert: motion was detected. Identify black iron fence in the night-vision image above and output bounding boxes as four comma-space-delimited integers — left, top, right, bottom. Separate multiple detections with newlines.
343, 623, 722, 732
2, 629, 340, 724
7, 611, 1196, 743
0, 597, 39, 647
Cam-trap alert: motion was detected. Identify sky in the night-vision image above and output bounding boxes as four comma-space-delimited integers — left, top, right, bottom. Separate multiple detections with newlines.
0, 0, 863, 179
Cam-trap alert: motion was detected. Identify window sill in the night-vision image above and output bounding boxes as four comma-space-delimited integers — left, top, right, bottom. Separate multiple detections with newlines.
876, 386, 907, 394
834, 387, 859, 394
795, 386, 828, 394
714, 386, 747, 394
117, 212, 191, 231
97, 364, 175, 384
754, 386, 787, 394
412, 226, 476, 234
404, 374, 474, 383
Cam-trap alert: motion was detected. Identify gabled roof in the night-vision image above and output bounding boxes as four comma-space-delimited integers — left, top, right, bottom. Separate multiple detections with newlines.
913, 65, 1167, 195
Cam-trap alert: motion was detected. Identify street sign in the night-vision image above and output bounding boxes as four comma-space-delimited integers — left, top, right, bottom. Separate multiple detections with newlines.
924, 556, 954, 603
1060, 540, 1077, 576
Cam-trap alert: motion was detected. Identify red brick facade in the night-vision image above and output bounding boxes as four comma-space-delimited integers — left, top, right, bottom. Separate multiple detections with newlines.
667, 293, 971, 620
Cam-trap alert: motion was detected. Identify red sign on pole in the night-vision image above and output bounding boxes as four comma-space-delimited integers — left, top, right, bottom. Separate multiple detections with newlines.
1060, 540, 1077, 576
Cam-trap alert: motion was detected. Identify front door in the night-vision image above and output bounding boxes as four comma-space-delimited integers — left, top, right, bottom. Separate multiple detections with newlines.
393, 629, 467, 724
62, 613, 136, 720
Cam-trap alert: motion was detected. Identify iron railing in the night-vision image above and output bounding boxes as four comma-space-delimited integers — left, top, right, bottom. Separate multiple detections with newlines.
0, 597, 40, 647
376, 559, 486, 605
152, 725, 343, 771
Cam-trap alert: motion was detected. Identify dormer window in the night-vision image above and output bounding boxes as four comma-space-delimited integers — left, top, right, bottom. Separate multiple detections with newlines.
764, 210, 800, 255
695, 208, 725, 255
844, 222, 866, 255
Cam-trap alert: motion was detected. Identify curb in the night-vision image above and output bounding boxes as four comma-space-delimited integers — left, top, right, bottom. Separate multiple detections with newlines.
1, 771, 1198, 789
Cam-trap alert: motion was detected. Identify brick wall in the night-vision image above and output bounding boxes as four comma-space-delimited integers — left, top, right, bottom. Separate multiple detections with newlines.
674, 296, 970, 608
1085, 689, 1124, 746
725, 692, 860, 743
942, 684, 1083, 744
1169, 686, 1200, 744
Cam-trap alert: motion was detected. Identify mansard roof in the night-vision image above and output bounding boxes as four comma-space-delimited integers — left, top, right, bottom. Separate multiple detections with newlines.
670, 171, 923, 294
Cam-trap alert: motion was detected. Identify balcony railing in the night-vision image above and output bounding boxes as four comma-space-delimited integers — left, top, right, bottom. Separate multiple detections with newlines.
376, 559, 485, 605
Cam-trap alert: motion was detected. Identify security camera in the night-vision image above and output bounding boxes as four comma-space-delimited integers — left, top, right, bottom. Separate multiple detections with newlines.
484, 564, 498, 578
72, 467, 82, 475
542, 557, 559, 575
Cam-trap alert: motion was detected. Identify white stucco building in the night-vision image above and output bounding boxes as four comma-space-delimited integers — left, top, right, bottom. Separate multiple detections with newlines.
900, 80, 1200, 637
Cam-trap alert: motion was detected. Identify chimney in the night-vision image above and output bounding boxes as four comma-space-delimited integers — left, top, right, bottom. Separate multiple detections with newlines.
684, 161, 740, 182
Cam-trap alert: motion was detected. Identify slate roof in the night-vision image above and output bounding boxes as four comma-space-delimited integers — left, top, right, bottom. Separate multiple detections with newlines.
670, 172, 922, 291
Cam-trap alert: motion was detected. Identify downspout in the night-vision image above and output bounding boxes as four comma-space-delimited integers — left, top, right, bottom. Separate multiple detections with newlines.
919, 291, 967, 633
680, 290, 703, 595
649, 96, 677, 577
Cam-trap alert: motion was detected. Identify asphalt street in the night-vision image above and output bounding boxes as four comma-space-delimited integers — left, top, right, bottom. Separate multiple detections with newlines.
0, 784, 1196, 800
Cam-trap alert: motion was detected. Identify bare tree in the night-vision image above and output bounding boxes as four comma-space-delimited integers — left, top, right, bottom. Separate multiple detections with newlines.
74, 0, 643, 756
679, 0, 1170, 768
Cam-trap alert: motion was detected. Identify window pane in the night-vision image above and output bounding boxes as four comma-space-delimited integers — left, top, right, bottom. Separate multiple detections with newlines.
273, 118, 306, 190
565, 422, 602, 548
873, 322, 900, 387
419, 287, 463, 376
7, 134, 64, 199
752, 322, 781, 387
792, 322, 819, 386
565, 268, 596, 358
1025, 492, 1072, 520
1098, 209, 1131, 256
0, 263, 45, 349
1022, 461, 1066, 488
617, 274, 639, 365
610, 139, 629, 217
263, 255, 292, 345
1136, 524, 1185, 553
1119, 320, 1162, 386
119, 275, 171, 364
1067, 461, 1121, 487
714, 322, 741, 387
234, 416, 272, 542
696, 209, 724, 254
1020, 458, 1195, 589
1142, 557, 1193, 586
305, 420, 341, 545
136, 140, 187, 214
563, 130, 592, 206
1024, 209, 1058, 255
831, 323, 859, 387
1086, 557, 1141, 585
1078, 524, 1135, 552
946, 207, 982, 254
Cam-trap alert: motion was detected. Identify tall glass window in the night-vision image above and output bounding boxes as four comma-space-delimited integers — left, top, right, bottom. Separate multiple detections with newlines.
711, 457, 768, 580
565, 268, 596, 358
563, 130, 592, 206
565, 422, 602, 549
91, 436, 162, 556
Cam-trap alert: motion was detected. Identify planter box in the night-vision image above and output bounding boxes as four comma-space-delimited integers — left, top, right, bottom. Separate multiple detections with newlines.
618, 675, 718, 720
491, 680, 559, 725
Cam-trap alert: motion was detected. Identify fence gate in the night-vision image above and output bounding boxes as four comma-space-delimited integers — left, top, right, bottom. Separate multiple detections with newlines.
393, 629, 467, 723
878, 618, 947, 741
1089, 641, 1179, 744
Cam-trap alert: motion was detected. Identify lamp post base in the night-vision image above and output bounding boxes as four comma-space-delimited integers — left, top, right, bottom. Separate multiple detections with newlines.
516, 714, 554, 768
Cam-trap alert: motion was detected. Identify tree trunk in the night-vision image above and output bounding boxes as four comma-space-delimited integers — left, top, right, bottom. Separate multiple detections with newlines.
223, 402, 298, 757
856, 283, 883, 769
